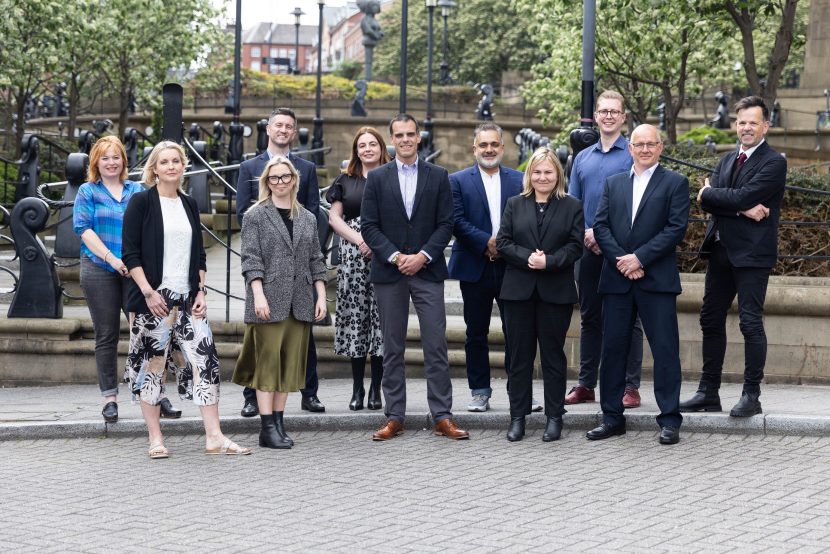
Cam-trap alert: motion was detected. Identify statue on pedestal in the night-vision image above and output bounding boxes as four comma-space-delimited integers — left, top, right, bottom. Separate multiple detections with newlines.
358, 0, 383, 82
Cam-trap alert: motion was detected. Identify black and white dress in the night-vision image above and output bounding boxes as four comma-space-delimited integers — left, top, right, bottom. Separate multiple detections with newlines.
326, 173, 383, 358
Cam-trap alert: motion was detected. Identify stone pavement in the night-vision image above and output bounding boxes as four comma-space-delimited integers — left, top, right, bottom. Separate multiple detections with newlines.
2, 378, 830, 440
2, 427, 830, 552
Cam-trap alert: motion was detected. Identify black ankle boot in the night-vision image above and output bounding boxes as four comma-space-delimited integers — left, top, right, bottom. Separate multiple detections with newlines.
259, 414, 291, 449
542, 416, 563, 442
730, 389, 762, 417
349, 383, 365, 411
679, 388, 722, 412
367, 356, 383, 410
506, 416, 525, 442
367, 385, 382, 410
273, 411, 294, 446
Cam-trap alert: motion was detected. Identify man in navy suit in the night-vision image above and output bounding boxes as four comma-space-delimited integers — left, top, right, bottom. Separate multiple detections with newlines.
361, 113, 469, 441
681, 96, 786, 417
448, 123, 523, 412
589, 124, 689, 445
235, 107, 324, 416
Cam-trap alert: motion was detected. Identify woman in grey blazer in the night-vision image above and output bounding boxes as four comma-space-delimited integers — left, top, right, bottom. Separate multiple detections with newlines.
232, 156, 327, 449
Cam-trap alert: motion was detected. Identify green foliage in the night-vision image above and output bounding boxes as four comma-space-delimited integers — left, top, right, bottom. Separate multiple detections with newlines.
677, 126, 737, 145
333, 60, 364, 81
373, 0, 539, 87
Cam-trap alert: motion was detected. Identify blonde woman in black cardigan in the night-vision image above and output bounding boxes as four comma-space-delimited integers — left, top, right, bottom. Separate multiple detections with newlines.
123, 141, 251, 459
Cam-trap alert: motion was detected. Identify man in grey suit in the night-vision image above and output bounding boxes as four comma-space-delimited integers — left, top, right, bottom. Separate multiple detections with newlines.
361, 114, 469, 441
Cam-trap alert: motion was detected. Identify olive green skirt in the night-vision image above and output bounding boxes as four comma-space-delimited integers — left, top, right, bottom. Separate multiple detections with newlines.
232, 316, 310, 393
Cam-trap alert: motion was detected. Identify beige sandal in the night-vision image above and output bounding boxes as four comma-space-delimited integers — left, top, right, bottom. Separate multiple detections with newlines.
205, 438, 252, 456
148, 443, 169, 459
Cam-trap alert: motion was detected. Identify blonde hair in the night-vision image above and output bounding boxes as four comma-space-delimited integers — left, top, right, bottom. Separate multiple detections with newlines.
597, 90, 625, 110
87, 136, 128, 183
521, 147, 567, 200
252, 156, 301, 219
141, 141, 188, 191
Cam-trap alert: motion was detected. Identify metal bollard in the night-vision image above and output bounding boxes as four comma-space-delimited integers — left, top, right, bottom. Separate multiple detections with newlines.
54, 153, 88, 258
15, 134, 39, 201
188, 141, 211, 213
123, 127, 138, 169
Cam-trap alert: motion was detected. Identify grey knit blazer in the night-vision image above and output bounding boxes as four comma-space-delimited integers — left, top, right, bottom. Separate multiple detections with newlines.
240, 202, 326, 324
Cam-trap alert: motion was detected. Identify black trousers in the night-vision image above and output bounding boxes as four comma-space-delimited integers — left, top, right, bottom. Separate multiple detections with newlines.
243, 332, 318, 403
459, 261, 509, 397
502, 291, 572, 418
699, 242, 770, 391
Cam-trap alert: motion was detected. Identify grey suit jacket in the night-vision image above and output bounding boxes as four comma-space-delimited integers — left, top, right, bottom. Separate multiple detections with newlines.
239, 201, 326, 324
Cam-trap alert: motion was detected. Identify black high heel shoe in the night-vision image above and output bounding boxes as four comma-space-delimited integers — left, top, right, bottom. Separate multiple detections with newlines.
367, 385, 382, 410
349, 385, 365, 411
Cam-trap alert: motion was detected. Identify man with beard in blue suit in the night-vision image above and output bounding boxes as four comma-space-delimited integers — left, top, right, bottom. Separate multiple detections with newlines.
448, 123, 523, 412
235, 107, 325, 416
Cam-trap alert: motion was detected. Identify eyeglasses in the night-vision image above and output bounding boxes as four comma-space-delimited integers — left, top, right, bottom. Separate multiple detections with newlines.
596, 109, 623, 118
267, 174, 294, 184
630, 142, 661, 151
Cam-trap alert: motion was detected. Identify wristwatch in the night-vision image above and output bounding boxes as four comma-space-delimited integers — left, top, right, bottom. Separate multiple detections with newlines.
391, 253, 400, 266
198, 286, 208, 295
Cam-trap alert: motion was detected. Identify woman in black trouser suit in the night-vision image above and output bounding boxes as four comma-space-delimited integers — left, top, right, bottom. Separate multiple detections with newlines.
496, 147, 583, 442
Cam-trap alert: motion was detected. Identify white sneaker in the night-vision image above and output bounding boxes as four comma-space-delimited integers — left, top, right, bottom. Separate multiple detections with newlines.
531, 398, 543, 412
467, 394, 490, 412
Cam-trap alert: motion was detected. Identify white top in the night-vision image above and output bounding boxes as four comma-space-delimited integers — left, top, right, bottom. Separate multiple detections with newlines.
630, 163, 659, 226
479, 167, 502, 236
158, 195, 192, 294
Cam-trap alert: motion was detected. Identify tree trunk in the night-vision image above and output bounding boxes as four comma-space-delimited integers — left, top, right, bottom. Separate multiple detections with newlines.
763, 0, 799, 108
67, 73, 80, 141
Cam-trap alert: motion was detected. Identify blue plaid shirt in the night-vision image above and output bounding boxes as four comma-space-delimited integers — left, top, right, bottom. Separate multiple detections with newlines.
73, 180, 144, 272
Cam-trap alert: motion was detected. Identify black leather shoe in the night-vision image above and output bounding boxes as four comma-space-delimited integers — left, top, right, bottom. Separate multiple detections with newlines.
679, 390, 722, 412
730, 391, 762, 417
542, 416, 563, 442
659, 426, 680, 445
349, 386, 365, 411
241, 400, 259, 418
301, 395, 326, 412
506, 417, 525, 442
159, 398, 182, 419
586, 422, 626, 440
102, 401, 118, 423
367, 385, 382, 410
273, 411, 294, 447
259, 414, 291, 449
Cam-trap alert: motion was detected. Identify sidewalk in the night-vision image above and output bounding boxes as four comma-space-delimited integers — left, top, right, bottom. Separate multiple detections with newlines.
2, 378, 829, 440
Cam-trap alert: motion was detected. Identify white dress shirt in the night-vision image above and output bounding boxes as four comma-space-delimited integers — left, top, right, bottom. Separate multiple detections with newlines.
479, 167, 502, 236
630, 163, 659, 226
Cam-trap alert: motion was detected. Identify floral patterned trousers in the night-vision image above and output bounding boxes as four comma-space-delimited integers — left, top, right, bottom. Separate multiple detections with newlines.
125, 289, 220, 406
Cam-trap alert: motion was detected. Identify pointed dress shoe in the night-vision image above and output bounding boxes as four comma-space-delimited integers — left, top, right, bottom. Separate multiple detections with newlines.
159, 397, 182, 419
564, 385, 595, 405
586, 422, 626, 441
240, 400, 259, 418
434, 419, 470, 440
372, 419, 404, 441
542, 416, 563, 442
102, 401, 118, 423
659, 426, 680, 445
506, 417, 525, 442
729, 391, 762, 417
366, 386, 383, 410
301, 395, 326, 412
679, 390, 722, 413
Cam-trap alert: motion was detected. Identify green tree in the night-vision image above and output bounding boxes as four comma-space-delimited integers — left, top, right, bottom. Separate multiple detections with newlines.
373, 0, 539, 89
0, 0, 71, 156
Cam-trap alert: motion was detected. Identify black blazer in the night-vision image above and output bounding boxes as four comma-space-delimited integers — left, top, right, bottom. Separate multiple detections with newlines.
236, 152, 320, 225
361, 159, 454, 284
496, 194, 583, 303
593, 165, 689, 295
700, 140, 786, 268
122, 187, 207, 314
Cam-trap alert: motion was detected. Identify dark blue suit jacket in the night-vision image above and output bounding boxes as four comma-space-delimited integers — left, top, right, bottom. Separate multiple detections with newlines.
700, 140, 786, 268
236, 151, 320, 225
593, 165, 689, 295
447, 164, 523, 282
361, 159, 454, 284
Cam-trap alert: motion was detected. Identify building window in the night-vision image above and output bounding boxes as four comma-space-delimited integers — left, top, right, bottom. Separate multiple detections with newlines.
270, 47, 278, 58
251, 46, 261, 58
251, 61, 261, 72
279, 48, 288, 58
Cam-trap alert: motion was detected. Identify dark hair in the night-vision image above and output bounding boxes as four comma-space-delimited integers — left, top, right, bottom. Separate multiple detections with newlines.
388, 113, 419, 135
269, 107, 297, 125
734, 96, 769, 121
473, 122, 503, 143
345, 126, 392, 177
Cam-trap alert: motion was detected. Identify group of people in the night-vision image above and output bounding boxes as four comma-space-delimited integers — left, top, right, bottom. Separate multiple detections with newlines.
72, 92, 785, 456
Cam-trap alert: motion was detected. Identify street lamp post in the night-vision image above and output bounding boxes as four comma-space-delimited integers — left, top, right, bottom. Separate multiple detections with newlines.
312, 0, 325, 166
292, 7, 304, 74
422, 0, 436, 160
400, 0, 408, 113
437, 0, 455, 85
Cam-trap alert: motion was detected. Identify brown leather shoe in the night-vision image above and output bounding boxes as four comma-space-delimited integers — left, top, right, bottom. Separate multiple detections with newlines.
433, 419, 470, 440
564, 385, 595, 405
372, 419, 404, 441
623, 386, 641, 408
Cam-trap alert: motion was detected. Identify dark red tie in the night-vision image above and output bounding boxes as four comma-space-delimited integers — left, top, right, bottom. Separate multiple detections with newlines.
736, 152, 747, 170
